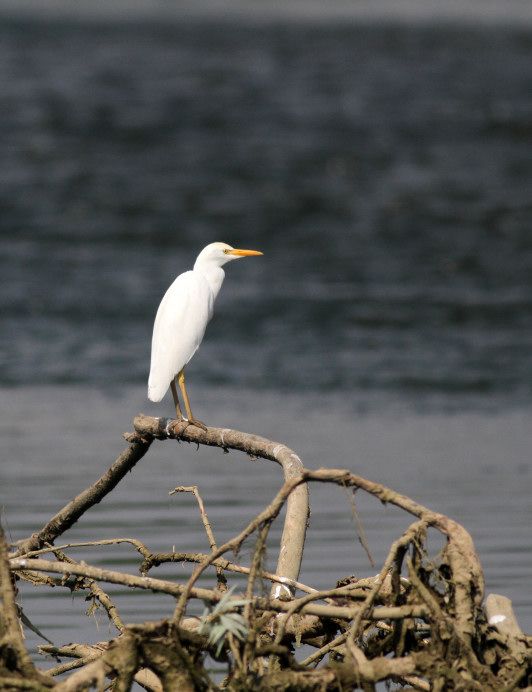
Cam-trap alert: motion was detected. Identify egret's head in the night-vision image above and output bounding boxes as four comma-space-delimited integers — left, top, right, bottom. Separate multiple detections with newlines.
195, 242, 263, 268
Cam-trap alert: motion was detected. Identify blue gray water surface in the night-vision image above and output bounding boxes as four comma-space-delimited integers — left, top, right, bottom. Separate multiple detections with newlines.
1, 15, 531, 666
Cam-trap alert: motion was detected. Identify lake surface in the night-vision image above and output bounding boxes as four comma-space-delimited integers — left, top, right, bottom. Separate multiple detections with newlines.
1, 12, 531, 671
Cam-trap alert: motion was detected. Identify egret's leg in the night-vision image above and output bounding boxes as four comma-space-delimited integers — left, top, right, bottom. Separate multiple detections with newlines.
170, 378, 185, 421
177, 369, 207, 431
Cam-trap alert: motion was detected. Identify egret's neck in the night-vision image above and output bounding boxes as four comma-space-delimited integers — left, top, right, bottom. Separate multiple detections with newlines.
193, 260, 225, 300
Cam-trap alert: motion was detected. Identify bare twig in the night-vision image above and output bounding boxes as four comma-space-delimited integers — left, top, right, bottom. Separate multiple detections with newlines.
41, 642, 162, 691
9, 556, 426, 623
133, 414, 309, 598
242, 521, 272, 670
52, 632, 139, 692
345, 487, 375, 567
17, 537, 153, 561
300, 467, 485, 648
300, 630, 349, 668
0, 525, 53, 687
170, 485, 227, 590
142, 550, 317, 594
17, 539, 318, 594
271, 582, 378, 650
170, 486, 217, 554
348, 520, 427, 643
172, 474, 305, 622
7, 414, 524, 692
50, 545, 126, 634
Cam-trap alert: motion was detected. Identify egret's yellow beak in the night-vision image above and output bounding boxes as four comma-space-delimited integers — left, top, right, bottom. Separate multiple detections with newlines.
229, 248, 263, 257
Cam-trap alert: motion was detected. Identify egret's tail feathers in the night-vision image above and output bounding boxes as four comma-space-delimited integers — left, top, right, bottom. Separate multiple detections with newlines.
147, 381, 167, 403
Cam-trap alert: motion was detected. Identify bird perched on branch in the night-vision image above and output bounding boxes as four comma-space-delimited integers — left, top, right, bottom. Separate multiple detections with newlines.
148, 242, 263, 429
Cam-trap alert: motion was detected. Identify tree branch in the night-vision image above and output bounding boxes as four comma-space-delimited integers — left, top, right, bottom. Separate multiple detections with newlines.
132, 414, 309, 598
12, 439, 153, 557
0, 525, 53, 687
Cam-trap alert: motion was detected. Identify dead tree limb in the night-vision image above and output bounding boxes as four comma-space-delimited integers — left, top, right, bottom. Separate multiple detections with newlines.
52, 631, 140, 692
132, 414, 309, 598
0, 527, 53, 687
485, 593, 530, 689
301, 468, 485, 648
5, 414, 529, 692
16, 539, 317, 595
9, 556, 425, 622
12, 439, 153, 558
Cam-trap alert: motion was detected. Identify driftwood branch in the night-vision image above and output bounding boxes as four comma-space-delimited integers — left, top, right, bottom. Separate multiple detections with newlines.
42, 643, 162, 691
133, 414, 309, 598
16, 538, 317, 595
0, 527, 53, 687
3, 413, 530, 692
9, 556, 426, 623
12, 439, 153, 558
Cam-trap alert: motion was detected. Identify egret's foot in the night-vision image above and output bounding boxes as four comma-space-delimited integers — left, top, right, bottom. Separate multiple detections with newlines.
169, 416, 208, 435
188, 416, 208, 432
169, 418, 191, 436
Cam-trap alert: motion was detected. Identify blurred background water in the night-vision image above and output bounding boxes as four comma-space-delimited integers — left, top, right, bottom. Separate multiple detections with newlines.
1, 5, 531, 673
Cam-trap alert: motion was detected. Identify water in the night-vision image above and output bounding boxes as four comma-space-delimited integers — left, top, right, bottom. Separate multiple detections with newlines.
1, 13, 531, 673
2, 19, 532, 399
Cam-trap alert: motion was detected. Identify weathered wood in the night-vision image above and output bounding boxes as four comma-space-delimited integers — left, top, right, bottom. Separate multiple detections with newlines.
12, 439, 153, 557
0, 527, 53, 687
133, 414, 309, 597
4, 416, 529, 692
485, 593, 529, 688
9, 557, 427, 622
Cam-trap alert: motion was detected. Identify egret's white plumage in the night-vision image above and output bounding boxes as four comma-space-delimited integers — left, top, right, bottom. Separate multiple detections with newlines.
148, 270, 213, 402
148, 242, 262, 425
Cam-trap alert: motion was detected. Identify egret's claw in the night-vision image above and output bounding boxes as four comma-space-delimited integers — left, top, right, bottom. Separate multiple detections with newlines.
169, 418, 191, 436
188, 417, 208, 432
169, 416, 207, 435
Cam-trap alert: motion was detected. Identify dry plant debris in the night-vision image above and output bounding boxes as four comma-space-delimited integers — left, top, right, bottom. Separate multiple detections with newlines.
1, 414, 530, 691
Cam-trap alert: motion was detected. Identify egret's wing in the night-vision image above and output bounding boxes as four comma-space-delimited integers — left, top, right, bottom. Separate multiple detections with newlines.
148, 271, 214, 402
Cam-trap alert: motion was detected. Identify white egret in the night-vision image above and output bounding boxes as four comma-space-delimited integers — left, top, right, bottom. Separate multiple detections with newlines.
148, 242, 263, 429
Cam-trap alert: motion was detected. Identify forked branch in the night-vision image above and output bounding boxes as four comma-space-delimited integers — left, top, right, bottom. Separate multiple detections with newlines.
3, 414, 529, 692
